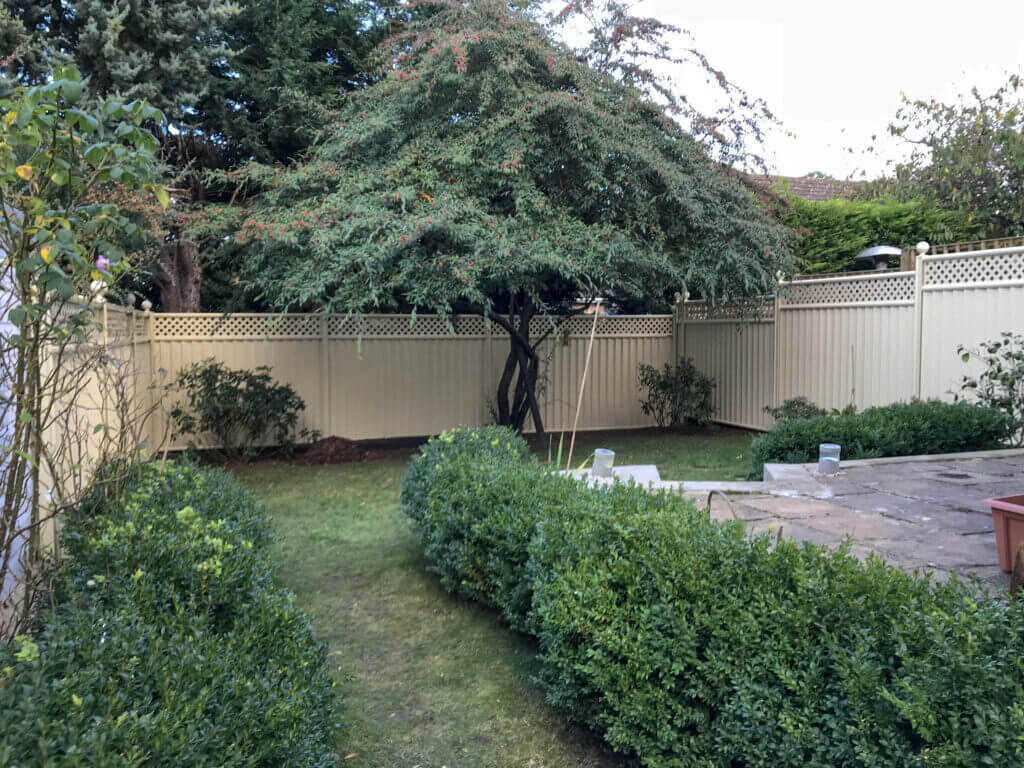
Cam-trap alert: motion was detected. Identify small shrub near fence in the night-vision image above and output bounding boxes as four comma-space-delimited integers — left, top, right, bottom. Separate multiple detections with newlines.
749, 400, 1012, 477
401, 426, 1024, 768
0, 462, 336, 767
637, 357, 715, 428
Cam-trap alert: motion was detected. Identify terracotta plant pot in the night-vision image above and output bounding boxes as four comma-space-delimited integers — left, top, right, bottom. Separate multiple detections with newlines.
983, 495, 1024, 573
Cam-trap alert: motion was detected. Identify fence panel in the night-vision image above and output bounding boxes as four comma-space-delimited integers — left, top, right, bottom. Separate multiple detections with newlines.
682, 301, 775, 431
919, 247, 1024, 400
147, 313, 674, 445
775, 272, 917, 412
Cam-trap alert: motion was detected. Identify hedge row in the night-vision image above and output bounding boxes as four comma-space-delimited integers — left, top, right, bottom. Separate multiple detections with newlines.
750, 400, 1012, 477
0, 462, 335, 768
402, 426, 1024, 768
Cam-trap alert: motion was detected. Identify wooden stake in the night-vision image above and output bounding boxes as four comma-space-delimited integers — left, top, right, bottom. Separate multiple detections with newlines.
566, 300, 600, 470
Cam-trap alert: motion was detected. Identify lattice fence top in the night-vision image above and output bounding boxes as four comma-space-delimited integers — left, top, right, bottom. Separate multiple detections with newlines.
151, 313, 673, 340
684, 299, 775, 322
923, 248, 1024, 287
781, 271, 915, 307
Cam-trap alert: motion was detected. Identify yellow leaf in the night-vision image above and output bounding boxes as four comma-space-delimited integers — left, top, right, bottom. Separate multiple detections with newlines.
71, 694, 83, 708
40, 245, 53, 264
3, 111, 16, 126
90, 269, 102, 282
16, 164, 32, 180
155, 184, 170, 208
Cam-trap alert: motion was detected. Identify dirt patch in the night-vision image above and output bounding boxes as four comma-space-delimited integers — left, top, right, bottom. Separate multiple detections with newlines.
295, 436, 384, 466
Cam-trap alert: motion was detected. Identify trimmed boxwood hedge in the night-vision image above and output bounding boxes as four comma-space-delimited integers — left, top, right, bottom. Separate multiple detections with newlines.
0, 461, 336, 768
749, 400, 1012, 478
403, 426, 1024, 768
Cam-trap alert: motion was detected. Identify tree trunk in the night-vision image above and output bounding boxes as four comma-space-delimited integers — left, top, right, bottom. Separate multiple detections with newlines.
153, 240, 202, 312
489, 298, 546, 440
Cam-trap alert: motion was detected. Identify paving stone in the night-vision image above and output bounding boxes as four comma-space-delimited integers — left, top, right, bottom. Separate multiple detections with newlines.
938, 458, 1024, 478
747, 519, 845, 547
813, 474, 874, 496
799, 507, 910, 540
870, 533, 999, 570
737, 495, 840, 520
828, 492, 993, 534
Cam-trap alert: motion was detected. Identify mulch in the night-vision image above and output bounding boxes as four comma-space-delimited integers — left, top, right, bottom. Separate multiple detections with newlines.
294, 436, 386, 466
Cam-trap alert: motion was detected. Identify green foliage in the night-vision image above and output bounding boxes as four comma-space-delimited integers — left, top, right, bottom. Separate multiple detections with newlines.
403, 428, 1024, 768
0, 66, 166, 336
764, 396, 827, 421
778, 194, 979, 274
749, 400, 1012, 476
170, 358, 313, 460
3, 0, 236, 125
400, 425, 529, 527
637, 357, 715, 428
189, 0, 793, 429
198, 0, 375, 165
866, 74, 1024, 238
0, 462, 336, 767
957, 332, 1024, 447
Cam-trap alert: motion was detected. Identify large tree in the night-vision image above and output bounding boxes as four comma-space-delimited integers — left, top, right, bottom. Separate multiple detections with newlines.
2, 0, 383, 311
865, 75, 1024, 238
193, 0, 793, 436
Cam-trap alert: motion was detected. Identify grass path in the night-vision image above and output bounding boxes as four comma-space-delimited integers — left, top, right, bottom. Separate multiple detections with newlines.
233, 430, 751, 767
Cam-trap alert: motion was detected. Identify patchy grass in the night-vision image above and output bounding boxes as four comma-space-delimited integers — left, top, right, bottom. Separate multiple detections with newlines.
232, 429, 752, 767
532, 426, 754, 480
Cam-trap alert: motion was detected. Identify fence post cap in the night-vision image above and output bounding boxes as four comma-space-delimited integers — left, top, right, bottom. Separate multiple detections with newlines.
915, 241, 930, 255
141, 300, 153, 312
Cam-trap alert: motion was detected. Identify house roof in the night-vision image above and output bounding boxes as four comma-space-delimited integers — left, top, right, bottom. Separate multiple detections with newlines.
750, 175, 864, 202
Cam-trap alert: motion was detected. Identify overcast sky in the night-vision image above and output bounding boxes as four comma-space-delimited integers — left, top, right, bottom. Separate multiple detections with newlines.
625, 0, 1024, 179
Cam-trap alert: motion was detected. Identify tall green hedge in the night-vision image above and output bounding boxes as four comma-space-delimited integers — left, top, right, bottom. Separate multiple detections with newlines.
0, 462, 336, 767
779, 194, 980, 274
402, 426, 1024, 768
749, 400, 1012, 477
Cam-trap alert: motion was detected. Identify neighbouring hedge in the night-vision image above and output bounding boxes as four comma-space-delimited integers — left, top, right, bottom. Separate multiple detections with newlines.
749, 400, 1012, 477
402, 426, 1024, 768
778, 194, 980, 274
0, 462, 336, 767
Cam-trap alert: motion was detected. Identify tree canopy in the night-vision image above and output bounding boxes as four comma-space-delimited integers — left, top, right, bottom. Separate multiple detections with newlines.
192, 0, 791, 432
865, 75, 1024, 238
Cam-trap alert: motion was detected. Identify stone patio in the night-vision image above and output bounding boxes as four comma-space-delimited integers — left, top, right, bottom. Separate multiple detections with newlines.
709, 450, 1024, 594
576, 449, 1024, 595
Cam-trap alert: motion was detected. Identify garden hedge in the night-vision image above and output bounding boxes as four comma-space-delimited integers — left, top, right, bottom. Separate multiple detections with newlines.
402, 426, 1024, 768
750, 400, 1012, 477
0, 462, 335, 767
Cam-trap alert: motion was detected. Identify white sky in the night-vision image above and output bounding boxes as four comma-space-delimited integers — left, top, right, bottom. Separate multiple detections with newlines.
620, 0, 1024, 179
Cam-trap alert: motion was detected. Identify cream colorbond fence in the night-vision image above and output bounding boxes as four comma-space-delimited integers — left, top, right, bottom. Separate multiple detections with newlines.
680, 245, 1024, 431
143, 312, 674, 447
90, 244, 1024, 448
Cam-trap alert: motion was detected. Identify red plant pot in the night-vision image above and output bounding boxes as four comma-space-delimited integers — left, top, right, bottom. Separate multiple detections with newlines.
983, 495, 1024, 573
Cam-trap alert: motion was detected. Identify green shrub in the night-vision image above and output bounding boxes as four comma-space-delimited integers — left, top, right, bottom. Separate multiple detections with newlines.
957, 332, 1024, 446
764, 395, 827, 421
0, 462, 336, 767
532, 505, 1024, 767
638, 357, 715, 428
403, 430, 1024, 768
778, 194, 980, 274
400, 425, 529, 526
170, 358, 315, 460
401, 425, 548, 629
749, 400, 1012, 477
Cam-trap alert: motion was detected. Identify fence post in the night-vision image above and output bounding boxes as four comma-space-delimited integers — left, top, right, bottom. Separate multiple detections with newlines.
673, 292, 687, 363
319, 313, 330, 439
912, 241, 929, 399
771, 274, 783, 412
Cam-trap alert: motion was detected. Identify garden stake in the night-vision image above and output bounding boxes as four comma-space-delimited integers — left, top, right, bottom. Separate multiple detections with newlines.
566, 300, 600, 471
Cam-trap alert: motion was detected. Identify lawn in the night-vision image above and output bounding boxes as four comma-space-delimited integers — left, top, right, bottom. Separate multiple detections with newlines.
233, 429, 752, 766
